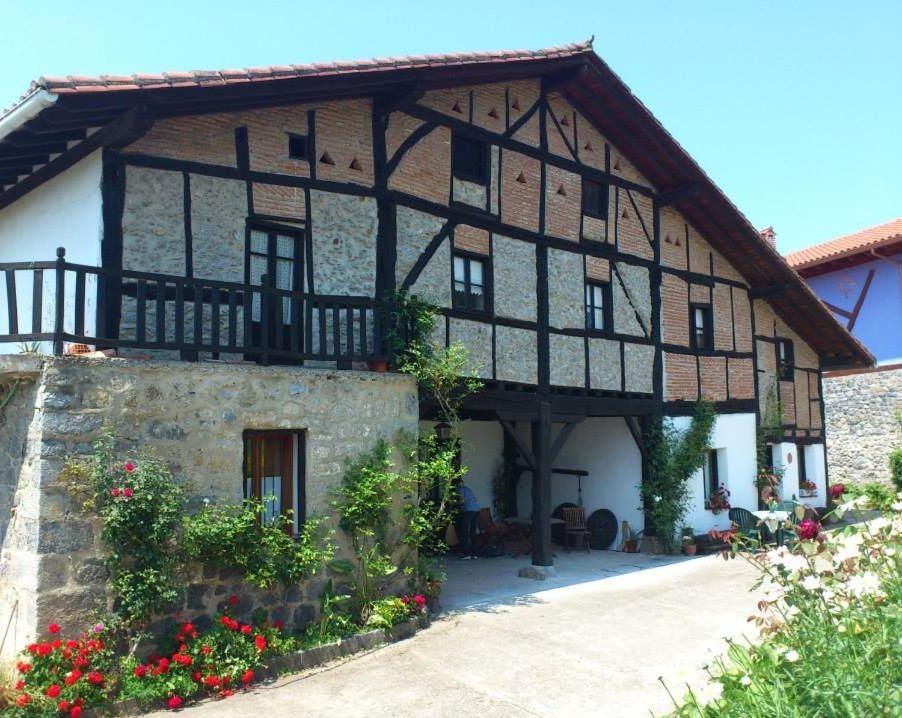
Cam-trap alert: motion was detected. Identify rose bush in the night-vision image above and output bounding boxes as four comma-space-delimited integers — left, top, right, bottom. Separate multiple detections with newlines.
667, 492, 902, 717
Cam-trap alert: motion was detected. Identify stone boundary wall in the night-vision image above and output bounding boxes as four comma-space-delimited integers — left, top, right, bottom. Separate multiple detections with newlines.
0, 355, 417, 661
823, 365, 902, 486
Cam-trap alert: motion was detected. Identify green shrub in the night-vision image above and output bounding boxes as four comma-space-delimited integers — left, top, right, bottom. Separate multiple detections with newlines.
889, 446, 902, 493
364, 597, 413, 630
845, 481, 895, 512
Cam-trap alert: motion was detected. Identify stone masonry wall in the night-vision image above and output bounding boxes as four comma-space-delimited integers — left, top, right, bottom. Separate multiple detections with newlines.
823, 366, 902, 486
0, 355, 417, 660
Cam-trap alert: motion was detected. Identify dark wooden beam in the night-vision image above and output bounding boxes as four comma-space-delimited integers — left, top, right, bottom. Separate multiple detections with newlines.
749, 282, 791, 299
657, 182, 699, 206
531, 401, 554, 566
498, 416, 536, 472
623, 416, 647, 459
4, 130, 86, 149
549, 421, 580, 464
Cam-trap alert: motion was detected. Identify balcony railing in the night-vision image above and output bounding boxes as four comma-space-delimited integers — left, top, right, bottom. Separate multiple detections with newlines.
1, 248, 384, 365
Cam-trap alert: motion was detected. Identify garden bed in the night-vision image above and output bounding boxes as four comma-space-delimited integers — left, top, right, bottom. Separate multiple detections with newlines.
88, 615, 428, 716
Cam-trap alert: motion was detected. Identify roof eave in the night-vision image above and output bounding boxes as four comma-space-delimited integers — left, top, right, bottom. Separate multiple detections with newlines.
0, 89, 58, 143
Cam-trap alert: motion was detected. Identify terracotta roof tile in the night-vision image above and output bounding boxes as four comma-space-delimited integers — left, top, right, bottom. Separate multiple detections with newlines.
785, 218, 902, 269
23, 41, 593, 100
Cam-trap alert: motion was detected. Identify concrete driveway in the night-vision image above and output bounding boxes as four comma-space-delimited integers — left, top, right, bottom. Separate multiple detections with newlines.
149, 555, 761, 718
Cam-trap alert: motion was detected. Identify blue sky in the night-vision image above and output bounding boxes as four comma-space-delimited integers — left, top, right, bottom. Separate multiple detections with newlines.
1, 1, 899, 253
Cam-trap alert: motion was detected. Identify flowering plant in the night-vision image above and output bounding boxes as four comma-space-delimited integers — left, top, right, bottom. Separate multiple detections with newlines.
119, 601, 296, 710
666, 492, 902, 717
706, 484, 731, 515
364, 596, 416, 630
756, 471, 781, 505
2, 623, 114, 718
829, 483, 846, 501
800, 480, 817, 493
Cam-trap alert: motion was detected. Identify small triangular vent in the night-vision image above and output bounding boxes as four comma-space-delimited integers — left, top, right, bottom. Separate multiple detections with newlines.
515, 172, 527, 184
319, 151, 335, 166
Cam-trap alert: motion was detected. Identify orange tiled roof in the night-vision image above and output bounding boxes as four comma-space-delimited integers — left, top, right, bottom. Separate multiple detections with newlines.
30, 41, 593, 96
786, 218, 902, 270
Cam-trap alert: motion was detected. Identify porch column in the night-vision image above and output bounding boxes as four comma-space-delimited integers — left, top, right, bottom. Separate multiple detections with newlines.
531, 400, 553, 566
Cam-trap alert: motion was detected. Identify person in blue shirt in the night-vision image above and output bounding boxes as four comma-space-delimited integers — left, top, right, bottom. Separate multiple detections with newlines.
457, 483, 480, 559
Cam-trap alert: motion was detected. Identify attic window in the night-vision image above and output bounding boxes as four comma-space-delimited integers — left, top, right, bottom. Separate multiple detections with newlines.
581, 178, 608, 220
287, 134, 308, 160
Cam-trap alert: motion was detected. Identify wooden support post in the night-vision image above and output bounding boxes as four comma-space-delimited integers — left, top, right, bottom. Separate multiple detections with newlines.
532, 400, 553, 567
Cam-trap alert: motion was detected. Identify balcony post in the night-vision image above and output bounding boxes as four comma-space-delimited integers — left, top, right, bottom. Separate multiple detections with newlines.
53, 247, 66, 356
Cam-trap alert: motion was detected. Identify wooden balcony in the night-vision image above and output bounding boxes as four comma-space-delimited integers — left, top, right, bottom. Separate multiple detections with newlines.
0, 248, 384, 365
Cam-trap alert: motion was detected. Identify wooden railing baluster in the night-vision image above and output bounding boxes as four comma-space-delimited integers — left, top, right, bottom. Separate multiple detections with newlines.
53, 248, 65, 356
136, 279, 147, 343
74, 270, 86, 336
32, 269, 43, 335
4, 270, 17, 336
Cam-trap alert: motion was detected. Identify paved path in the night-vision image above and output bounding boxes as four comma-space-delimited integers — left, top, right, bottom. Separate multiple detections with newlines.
149, 556, 761, 718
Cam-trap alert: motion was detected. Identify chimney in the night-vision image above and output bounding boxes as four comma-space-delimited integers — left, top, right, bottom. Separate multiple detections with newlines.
759, 226, 777, 250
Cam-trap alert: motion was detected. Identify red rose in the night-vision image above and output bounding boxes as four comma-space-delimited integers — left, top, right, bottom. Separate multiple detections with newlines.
16, 694, 30, 707
830, 483, 846, 500
123, 487, 134, 498
134, 664, 147, 678
241, 669, 254, 685
124, 461, 136, 473
70, 705, 83, 718
227, 594, 240, 606
58, 700, 70, 712
64, 669, 82, 686
254, 635, 267, 652
240, 624, 252, 635
167, 695, 183, 710
798, 519, 821, 541
49, 623, 61, 634
46, 684, 62, 698
111, 487, 120, 497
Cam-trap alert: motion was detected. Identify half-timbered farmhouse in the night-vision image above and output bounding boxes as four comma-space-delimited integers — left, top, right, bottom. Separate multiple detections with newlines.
0, 41, 872, 649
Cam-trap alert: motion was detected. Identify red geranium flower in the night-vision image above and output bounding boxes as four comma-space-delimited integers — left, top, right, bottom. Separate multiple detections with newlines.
14, 679, 25, 690
798, 519, 821, 541
273, 620, 284, 631
64, 669, 82, 686
124, 461, 137, 473
181, 622, 195, 634
86, 671, 104, 686
201, 645, 212, 655
254, 635, 267, 652
192, 671, 202, 683
241, 669, 254, 685
221, 689, 235, 698
52, 638, 62, 649
204, 675, 220, 688
73, 655, 89, 669
16, 694, 30, 707
17, 661, 32, 673
66, 640, 78, 649
134, 664, 148, 678
48, 623, 61, 634
26, 643, 38, 654
58, 700, 70, 712
240, 624, 252, 635
46, 684, 62, 698
37, 642, 53, 657
123, 487, 134, 498
111, 487, 120, 497
70, 705, 83, 718
227, 594, 240, 606
167, 695, 183, 710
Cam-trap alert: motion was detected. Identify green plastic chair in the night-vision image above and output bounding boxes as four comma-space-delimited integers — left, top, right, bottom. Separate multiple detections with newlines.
775, 501, 801, 546
728, 507, 761, 544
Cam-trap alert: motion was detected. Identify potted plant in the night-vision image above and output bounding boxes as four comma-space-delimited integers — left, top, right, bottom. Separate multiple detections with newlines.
681, 526, 697, 556
706, 484, 731, 515
799, 480, 818, 498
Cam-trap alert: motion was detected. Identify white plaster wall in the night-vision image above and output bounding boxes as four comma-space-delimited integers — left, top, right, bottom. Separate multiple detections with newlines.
516, 418, 643, 548
773, 441, 799, 503
0, 152, 103, 352
804, 443, 827, 503
673, 412, 758, 534
418, 419, 504, 513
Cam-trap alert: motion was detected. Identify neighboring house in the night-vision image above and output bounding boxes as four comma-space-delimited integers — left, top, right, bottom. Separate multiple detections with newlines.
787, 220, 902, 486
0, 41, 871, 654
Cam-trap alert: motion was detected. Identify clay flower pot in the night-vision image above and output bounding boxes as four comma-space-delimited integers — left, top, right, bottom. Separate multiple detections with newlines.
683, 543, 697, 556
367, 359, 389, 373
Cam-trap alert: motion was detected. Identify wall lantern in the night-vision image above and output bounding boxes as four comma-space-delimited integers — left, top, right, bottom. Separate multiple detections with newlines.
434, 421, 452, 443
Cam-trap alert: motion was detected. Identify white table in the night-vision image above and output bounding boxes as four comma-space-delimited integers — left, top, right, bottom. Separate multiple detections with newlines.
752, 510, 790, 522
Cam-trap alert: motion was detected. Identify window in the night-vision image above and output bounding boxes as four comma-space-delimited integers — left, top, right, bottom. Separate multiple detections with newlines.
702, 449, 721, 504
287, 134, 308, 160
452, 134, 489, 185
452, 253, 488, 312
585, 281, 612, 331
243, 430, 305, 534
581, 179, 609, 220
777, 339, 794, 381
797, 445, 808, 490
690, 304, 713, 350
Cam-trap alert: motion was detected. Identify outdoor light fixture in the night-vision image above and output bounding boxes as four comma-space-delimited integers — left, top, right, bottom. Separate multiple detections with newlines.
434, 421, 452, 442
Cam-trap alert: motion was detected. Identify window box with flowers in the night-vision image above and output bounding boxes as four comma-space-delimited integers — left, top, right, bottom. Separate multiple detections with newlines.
706, 484, 731, 514
799, 480, 818, 498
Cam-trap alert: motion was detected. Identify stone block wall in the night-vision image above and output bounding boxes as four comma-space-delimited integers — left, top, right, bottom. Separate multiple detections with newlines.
0, 355, 417, 661
823, 365, 902, 486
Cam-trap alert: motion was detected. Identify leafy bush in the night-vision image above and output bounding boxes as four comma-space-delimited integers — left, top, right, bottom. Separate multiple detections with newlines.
65, 435, 187, 625
2, 623, 115, 718
889, 447, 902, 493
667, 494, 902, 717
844, 481, 895, 511
363, 596, 421, 630
183, 500, 334, 589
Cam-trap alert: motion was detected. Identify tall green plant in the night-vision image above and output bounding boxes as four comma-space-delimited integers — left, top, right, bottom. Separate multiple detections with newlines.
642, 402, 716, 552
